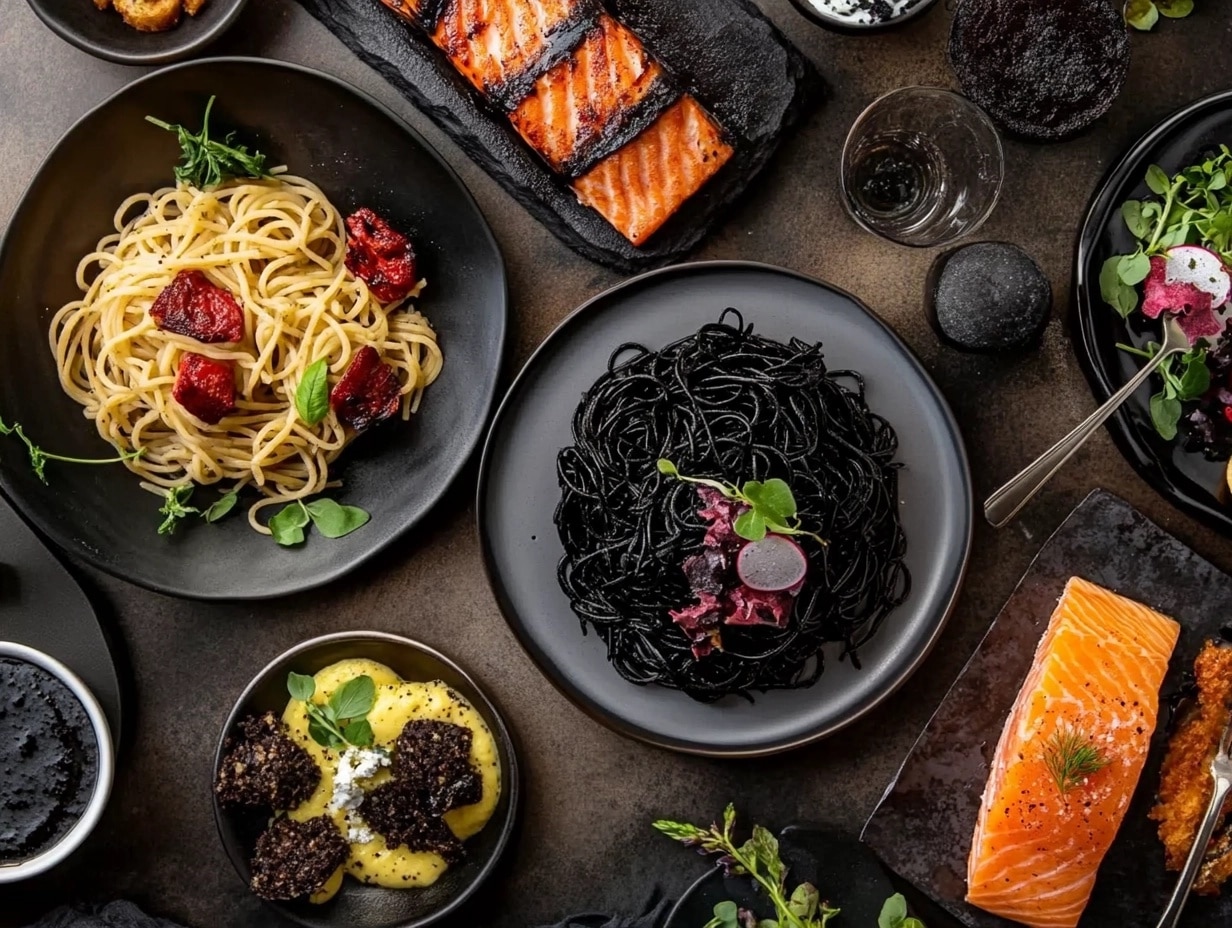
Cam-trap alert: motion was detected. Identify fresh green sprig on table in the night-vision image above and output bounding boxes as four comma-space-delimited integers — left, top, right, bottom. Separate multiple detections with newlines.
657, 460, 826, 547
1124, 0, 1195, 31
287, 672, 377, 749
0, 415, 144, 483
145, 95, 269, 189
1100, 151, 1232, 439
267, 498, 370, 547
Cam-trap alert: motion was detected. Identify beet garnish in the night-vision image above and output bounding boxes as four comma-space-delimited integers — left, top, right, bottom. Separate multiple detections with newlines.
344, 207, 418, 304
150, 269, 245, 343
329, 346, 402, 432
172, 352, 236, 425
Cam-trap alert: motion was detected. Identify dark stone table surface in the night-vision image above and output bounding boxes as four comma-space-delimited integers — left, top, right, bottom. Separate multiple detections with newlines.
2, 1, 1231, 926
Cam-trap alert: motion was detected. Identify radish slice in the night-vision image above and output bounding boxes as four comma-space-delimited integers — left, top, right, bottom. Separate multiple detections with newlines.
1165, 245, 1231, 308
736, 536, 808, 592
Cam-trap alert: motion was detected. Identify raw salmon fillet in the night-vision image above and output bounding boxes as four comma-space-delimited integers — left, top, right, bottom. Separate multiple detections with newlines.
572, 94, 733, 246
966, 577, 1180, 928
509, 14, 667, 175
431, 0, 582, 98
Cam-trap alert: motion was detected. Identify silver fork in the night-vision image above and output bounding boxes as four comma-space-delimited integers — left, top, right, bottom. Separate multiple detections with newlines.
1155, 714, 1232, 928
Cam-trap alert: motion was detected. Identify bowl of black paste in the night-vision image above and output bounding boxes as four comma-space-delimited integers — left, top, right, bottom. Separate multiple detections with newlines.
0, 641, 114, 881
926, 242, 1052, 353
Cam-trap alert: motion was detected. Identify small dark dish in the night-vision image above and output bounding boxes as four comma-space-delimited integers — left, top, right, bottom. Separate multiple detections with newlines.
1074, 89, 1232, 537
24, 0, 247, 66
213, 631, 519, 928
0, 58, 507, 600
785, 0, 939, 35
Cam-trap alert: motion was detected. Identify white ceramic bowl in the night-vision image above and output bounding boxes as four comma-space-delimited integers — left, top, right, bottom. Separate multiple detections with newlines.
0, 641, 115, 882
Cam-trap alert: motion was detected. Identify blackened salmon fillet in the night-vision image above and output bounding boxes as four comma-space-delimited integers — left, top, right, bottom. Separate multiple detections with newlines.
509, 13, 671, 175
572, 94, 733, 246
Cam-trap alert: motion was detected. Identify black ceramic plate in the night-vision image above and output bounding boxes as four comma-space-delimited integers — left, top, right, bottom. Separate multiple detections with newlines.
294, 0, 821, 272
1074, 90, 1232, 536
213, 631, 519, 928
25, 0, 247, 65
0, 58, 507, 600
0, 496, 123, 745
477, 261, 972, 756
666, 827, 901, 928
862, 489, 1232, 928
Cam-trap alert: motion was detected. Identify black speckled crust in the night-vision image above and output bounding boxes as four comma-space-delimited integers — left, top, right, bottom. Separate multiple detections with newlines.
291, 0, 823, 271
948, 0, 1130, 142
862, 489, 1232, 927
361, 780, 466, 863
392, 719, 482, 814
215, 711, 320, 812
250, 815, 349, 901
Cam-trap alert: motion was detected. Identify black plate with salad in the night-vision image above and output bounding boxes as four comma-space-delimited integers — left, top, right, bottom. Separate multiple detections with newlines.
1075, 89, 1232, 535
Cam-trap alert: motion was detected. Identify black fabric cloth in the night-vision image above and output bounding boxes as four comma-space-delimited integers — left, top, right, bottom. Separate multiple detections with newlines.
537, 895, 671, 928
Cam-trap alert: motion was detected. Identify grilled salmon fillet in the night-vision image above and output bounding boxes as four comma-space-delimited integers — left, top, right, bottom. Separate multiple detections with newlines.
572, 95, 733, 246
509, 14, 667, 175
966, 577, 1180, 928
1150, 640, 1232, 895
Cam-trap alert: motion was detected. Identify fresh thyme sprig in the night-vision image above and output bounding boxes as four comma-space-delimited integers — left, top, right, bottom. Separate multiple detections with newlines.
0, 415, 144, 483
145, 95, 269, 189
1044, 725, 1111, 796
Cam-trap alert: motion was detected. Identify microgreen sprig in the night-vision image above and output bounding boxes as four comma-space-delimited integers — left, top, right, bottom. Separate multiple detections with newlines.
267, 498, 371, 547
145, 95, 269, 190
1044, 725, 1111, 796
657, 460, 826, 547
287, 672, 377, 750
158, 485, 200, 535
0, 416, 144, 484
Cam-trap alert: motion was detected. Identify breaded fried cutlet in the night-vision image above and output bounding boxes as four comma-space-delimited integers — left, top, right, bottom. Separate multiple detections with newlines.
1150, 640, 1232, 895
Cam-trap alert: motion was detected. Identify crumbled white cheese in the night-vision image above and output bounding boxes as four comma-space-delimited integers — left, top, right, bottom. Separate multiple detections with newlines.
346, 814, 375, 845
328, 746, 390, 812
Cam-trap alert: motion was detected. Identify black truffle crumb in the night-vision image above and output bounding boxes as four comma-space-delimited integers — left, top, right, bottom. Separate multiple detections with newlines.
392, 720, 482, 814
361, 781, 465, 864
928, 242, 1051, 353
250, 815, 348, 900
215, 711, 319, 811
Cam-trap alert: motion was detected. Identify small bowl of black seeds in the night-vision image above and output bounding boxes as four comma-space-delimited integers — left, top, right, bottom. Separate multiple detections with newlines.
785, 0, 941, 33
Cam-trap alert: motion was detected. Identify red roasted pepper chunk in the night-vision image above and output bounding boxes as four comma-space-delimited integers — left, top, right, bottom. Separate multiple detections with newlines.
173, 353, 237, 425
329, 346, 402, 431
344, 208, 418, 303
150, 270, 245, 343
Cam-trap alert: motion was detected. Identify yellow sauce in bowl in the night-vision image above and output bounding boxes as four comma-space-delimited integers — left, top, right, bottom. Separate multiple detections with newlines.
279, 658, 500, 901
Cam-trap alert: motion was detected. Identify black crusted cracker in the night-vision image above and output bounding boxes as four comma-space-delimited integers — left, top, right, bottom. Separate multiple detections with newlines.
361, 781, 465, 864
392, 719, 482, 814
250, 815, 349, 901
215, 711, 319, 811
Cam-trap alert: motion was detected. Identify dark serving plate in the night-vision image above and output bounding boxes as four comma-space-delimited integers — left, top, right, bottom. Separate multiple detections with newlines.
213, 631, 519, 928
1074, 89, 1232, 536
293, 0, 821, 272
0, 57, 507, 600
863, 489, 1232, 928
25, 0, 247, 65
477, 261, 972, 756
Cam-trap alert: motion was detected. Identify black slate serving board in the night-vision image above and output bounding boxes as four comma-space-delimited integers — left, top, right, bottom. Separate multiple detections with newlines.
294, 0, 822, 271
861, 489, 1232, 927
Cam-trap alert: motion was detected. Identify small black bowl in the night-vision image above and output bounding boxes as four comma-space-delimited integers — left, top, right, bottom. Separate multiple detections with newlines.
784, 0, 940, 34
212, 632, 520, 928
24, 0, 247, 66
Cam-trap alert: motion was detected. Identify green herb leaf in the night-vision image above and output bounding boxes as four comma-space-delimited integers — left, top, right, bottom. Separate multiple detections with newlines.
1178, 350, 1212, 399
1122, 201, 1153, 240
733, 509, 767, 542
1146, 162, 1171, 194
1116, 251, 1152, 286
307, 717, 341, 749
268, 500, 311, 546
879, 894, 909, 928
204, 488, 240, 523
158, 485, 200, 535
1156, 0, 1194, 16
296, 358, 331, 426
329, 674, 376, 722
1044, 725, 1112, 795
145, 96, 268, 189
657, 459, 678, 476
287, 671, 316, 702
1099, 256, 1139, 317
305, 498, 370, 538
711, 902, 739, 928
750, 826, 784, 888
1150, 391, 1183, 441
743, 478, 797, 523
788, 883, 819, 920
343, 719, 375, 747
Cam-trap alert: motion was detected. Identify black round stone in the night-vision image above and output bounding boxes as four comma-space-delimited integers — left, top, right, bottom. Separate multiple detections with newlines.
927, 242, 1052, 353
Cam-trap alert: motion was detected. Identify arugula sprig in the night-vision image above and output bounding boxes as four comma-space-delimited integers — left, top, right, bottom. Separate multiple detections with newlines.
268, 498, 370, 546
657, 460, 826, 547
145, 95, 269, 190
287, 672, 377, 749
1125, 0, 1195, 31
0, 416, 144, 484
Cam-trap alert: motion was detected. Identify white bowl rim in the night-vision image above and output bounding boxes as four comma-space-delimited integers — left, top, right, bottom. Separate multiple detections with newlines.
0, 640, 115, 882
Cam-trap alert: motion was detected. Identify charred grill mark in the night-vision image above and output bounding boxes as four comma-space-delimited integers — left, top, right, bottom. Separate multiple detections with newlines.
559, 77, 679, 178
375, 0, 450, 33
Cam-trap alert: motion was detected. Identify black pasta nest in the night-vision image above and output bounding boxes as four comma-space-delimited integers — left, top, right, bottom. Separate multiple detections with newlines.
554, 310, 910, 703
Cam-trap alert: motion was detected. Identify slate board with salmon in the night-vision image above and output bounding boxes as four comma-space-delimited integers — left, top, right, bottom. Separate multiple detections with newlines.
294, 0, 821, 271
862, 489, 1232, 927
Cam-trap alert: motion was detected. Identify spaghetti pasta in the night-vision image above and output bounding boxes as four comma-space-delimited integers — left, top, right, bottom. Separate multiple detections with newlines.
50, 173, 442, 533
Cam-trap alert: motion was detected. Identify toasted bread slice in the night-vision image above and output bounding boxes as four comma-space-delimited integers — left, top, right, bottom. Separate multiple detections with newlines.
114, 0, 181, 31
183, 0, 207, 14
